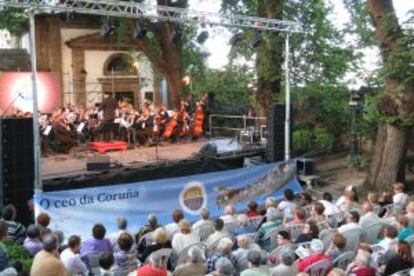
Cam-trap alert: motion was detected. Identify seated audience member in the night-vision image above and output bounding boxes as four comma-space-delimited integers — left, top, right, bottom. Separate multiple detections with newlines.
392, 182, 409, 213
396, 215, 414, 241
207, 257, 235, 276
359, 201, 383, 228
55, 230, 67, 253
23, 224, 43, 257
206, 218, 230, 248
278, 189, 297, 218
319, 192, 339, 216
268, 230, 294, 265
256, 207, 283, 251
108, 217, 133, 248
299, 192, 313, 207
135, 213, 162, 250
60, 235, 87, 275
286, 207, 306, 226
80, 223, 112, 256
233, 234, 260, 271
338, 211, 363, 234
376, 225, 398, 251
297, 239, 332, 272
405, 201, 414, 228
378, 191, 393, 217
165, 209, 184, 239
220, 205, 236, 225
382, 241, 413, 275
345, 249, 376, 276
172, 246, 207, 276
136, 252, 168, 276
0, 221, 10, 271
271, 247, 297, 276
30, 234, 68, 276
139, 227, 172, 263
36, 212, 51, 234
192, 208, 214, 241
206, 237, 238, 273
172, 220, 200, 253
241, 250, 269, 276
336, 186, 359, 213
367, 192, 381, 214
232, 214, 256, 236
245, 201, 260, 218
295, 221, 320, 243
328, 268, 346, 276
99, 252, 115, 276
257, 197, 279, 227
112, 232, 139, 275
310, 202, 327, 223
1, 204, 26, 244
325, 233, 347, 260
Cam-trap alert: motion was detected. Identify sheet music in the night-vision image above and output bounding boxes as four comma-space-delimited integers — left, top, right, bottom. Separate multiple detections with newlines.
77, 122, 85, 133
43, 125, 52, 136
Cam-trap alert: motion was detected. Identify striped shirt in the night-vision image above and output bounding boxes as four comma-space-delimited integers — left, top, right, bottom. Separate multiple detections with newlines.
4, 220, 26, 244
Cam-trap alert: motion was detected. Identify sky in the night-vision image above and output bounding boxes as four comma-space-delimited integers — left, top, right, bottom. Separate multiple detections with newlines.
189, 0, 414, 83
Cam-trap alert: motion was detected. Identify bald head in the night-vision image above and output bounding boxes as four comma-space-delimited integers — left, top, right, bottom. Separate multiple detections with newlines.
361, 201, 373, 214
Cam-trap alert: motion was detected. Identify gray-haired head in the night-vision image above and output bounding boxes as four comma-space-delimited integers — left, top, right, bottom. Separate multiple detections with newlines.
279, 247, 296, 266
217, 237, 233, 254
117, 217, 127, 230
42, 234, 59, 252
356, 249, 371, 266
200, 208, 210, 220
215, 257, 234, 276
266, 207, 281, 221
188, 246, 205, 263
247, 250, 262, 267
54, 230, 64, 245
148, 252, 163, 268
148, 214, 158, 227
236, 234, 252, 249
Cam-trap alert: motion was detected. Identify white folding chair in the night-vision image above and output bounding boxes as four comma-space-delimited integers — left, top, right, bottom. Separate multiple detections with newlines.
363, 222, 383, 244
262, 227, 280, 251
332, 251, 355, 270
145, 248, 173, 266
194, 224, 214, 242
305, 259, 331, 276
171, 242, 206, 268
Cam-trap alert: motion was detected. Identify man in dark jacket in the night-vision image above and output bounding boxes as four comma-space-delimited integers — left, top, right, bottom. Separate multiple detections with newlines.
99, 91, 118, 141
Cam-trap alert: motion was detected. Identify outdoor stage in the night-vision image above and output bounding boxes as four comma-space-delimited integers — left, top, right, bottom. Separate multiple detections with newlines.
41, 138, 245, 179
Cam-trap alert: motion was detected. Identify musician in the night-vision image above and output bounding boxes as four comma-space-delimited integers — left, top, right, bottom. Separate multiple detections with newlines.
99, 91, 118, 141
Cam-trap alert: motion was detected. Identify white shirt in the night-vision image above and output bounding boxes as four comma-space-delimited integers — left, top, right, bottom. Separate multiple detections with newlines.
319, 200, 339, 216
359, 212, 383, 228
206, 230, 229, 248
338, 222, 363, 234
165, 222, 180, 239
278, 201, 297, 218
377, 237, 398, 251
60, 248, 88, 274
393, 192, 408, 206
108, 230, 134, 249
220, 215, 235, 224
172, 232, 200, 253
192, 219, 213, 230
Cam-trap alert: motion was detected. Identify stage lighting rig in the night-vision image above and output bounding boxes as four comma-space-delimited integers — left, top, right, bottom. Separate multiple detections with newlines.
101, 22, 115, 38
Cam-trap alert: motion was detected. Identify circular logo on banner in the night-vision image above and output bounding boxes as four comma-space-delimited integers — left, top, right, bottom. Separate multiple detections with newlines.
179, 181, 207, 215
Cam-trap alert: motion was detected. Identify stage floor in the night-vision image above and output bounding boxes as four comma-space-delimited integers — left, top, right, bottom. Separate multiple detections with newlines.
41, 138, 244, 179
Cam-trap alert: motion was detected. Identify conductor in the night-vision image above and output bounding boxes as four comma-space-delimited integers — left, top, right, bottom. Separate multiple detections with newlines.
99, 91, 118, 141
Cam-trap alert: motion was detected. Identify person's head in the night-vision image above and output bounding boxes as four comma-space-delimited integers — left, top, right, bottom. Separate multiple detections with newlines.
237, 234, 252, 249
172, 209, 184, 223
214, 218, 224, 232
217, 237, 233, 255
284, 189, 295, 201
277, 230, 291, 246
92, 223, 106, 240
394, 241, 413, 263
332, 233, 346, 250
148, 213, 158, 227
383, 225, 398, 239
406, 201, 414, 214
36, 213, 51, 227
266, 207, 281, 221
380, 191, 393, 204
294, 208, 306, 221
323, 192, 333, 202
361, 201, 373, 214
188, 246, 205, 263
367, 192, 379, 205
304, 222, 320, 238
247, 201, 258, 212
236, 214, 248, 226
396, 215, 409, 230
279, 247, 296, 266
346, 211, 360, 224
99, 252, 114, 271
312, 202, 325, 216
393, 182, 405, 194
54, 231, 64, 246
199, 208, 210, 220
355, 249, 371, 268
247, 250, 261, 267
117, 232, 134, 252
299, 193, 313, 206
310, 239, 324, 255
148, 252, 165, 269
68, 235, 81, 253
0, 221, 8, 241
224, 205, 235, 215
26, 224, 40, 240
265, 197, 278, 209
42, 234, 59, 253
152, 227, 169, 245
1, 204, 16, 221
344, 185, 359, 202
327, 268, 346, 276
214, 257, 234, 276
117, 217, 127, 230
178, 219, 192, 234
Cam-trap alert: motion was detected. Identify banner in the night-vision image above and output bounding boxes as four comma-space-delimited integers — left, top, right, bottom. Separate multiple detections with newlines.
34, 162, 303, 240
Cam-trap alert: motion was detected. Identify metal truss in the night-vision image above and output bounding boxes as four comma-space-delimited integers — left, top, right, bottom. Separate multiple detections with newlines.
0, 0, 302, 33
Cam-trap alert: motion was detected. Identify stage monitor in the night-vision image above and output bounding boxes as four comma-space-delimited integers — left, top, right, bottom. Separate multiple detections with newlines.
0, 72, 61, 114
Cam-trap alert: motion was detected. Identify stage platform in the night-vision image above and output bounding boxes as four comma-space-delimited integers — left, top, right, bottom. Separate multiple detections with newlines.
41, 138, 246, 179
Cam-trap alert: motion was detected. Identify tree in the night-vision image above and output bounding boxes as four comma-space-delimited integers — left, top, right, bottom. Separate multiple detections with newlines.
364, 0, 414, 188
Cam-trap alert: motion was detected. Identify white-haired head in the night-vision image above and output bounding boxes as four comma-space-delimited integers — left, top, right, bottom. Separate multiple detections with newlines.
188, 246, 205, 263
217, 237, 233, 254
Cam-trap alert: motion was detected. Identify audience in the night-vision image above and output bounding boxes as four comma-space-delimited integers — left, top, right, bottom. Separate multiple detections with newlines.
99, 252, 115, 276
299, 193, 313, 207
108, 217, 133, 249
240, 250, 269, 276
165, 209, 184, 239
367, 192, 380, 214
192, 208, 214, 241
376, 225, 398, 251
232, 214, 256, 236
112, 232, 139, 275
36, 212, 51, 235
172, 245, 207, 276
378, 191, 393, 217
345, 249, 376, 276
325, 233, 347, 260
80, 223, 112, 256
295, 221, 319, 243
336, 186, 359, 212
297, 239, 332, 272
396, 215, 414, 240
207, 257, 235, 276
0, 221, 10, 272
268, 230, 294, 265
136, 213, 162, 251
405, 201, 414, 228
23, 224, 43, 257
1, 204, 26, 244
139, 227, 172, 263
382, 240, 413, 275
206, 237, 238, 273
310, 202, 327, 223
319, 192, 339, 216
270, 247, 297, 276
278, 189, 297, 219
136, 251, 168, 276
256, 207, 283, 250
220, 205, 236, 225
359, 201, 383, 228
245, 201, 260, 218
233, 234, 260, 271
60, 235, 87, 275
172, 220, 200, 253
286, 207, 306, 225
206, 218, 229, 248
392, 182, 409, 213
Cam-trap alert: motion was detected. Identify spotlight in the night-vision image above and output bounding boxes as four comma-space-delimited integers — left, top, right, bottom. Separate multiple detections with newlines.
229, 33, 243, 46
171, 26, 182, 43
101, 23, 115, 38
251, 30, 262, 48
59, 11, 75, 23
133, 25, 147, 40
197, 31, 209, 44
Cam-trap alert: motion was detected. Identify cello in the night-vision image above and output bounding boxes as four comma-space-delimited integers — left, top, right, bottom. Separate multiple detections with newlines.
162, 110, 178, 139
192, 101, 205, 138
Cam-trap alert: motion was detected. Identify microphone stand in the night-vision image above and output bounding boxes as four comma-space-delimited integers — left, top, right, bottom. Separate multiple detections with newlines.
1, 93, 24, 118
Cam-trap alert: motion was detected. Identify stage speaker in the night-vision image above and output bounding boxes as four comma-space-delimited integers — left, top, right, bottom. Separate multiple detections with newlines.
296, 158, 314, 176
87, 155, 111, 171
0, 118, 34, 225
194, 143, 217, 159
266, 104, 291, 162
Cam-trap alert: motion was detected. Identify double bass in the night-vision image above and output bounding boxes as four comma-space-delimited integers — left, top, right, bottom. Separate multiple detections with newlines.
162, 111, 178, 139
192, 102, 205, 138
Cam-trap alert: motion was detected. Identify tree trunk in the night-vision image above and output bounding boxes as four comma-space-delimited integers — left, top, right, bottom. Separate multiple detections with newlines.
165, 70, 183, 108
366, 0, 414, 188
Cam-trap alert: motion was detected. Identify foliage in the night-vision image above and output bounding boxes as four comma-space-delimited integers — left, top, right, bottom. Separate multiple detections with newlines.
293, 129, 314, 155
292, 127, 335, 156
0, 8, 28, 35
3, 241, 32, 273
